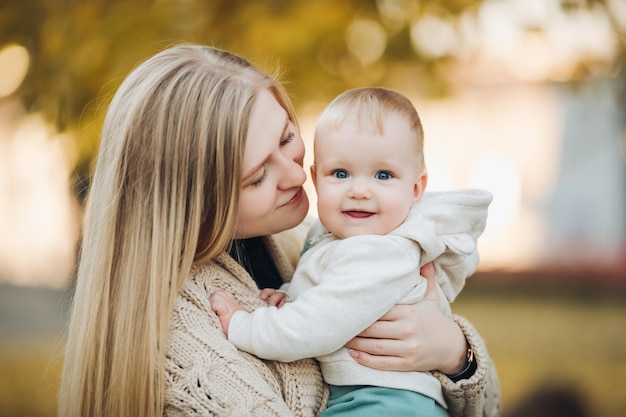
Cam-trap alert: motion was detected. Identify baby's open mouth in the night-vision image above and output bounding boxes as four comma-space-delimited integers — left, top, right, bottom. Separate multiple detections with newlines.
343, 211, 373, 218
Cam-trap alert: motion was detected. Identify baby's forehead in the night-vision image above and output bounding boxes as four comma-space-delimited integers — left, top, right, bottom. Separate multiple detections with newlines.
315, 123, 421, 159
320, 110, 411, 135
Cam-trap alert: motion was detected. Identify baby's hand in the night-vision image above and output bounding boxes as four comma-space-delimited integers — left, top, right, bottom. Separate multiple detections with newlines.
260, 288, 287, 308
209, 290, 244, 337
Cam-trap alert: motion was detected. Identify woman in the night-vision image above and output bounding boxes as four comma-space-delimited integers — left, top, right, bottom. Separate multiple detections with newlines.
58, 44, 500, 417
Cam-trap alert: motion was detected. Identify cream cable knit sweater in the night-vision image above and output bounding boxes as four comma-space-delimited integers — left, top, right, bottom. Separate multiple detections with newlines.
164, 256, 328, 416
163, 221, 500, 417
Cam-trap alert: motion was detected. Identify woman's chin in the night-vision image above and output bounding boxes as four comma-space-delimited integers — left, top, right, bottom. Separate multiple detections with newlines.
280, 193, 309, 231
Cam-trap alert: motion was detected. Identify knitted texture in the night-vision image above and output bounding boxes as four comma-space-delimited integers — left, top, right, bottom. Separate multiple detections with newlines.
433, 315, 501, 417
163, 220, 499, 416
164, 251, 328, 417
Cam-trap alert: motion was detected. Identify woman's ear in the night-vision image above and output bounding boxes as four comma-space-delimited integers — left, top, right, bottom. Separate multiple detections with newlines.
413, 173, 428, 204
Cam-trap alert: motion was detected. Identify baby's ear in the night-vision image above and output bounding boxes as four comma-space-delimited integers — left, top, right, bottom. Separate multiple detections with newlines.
310, 165, 317, 184
413, 173, 428, 204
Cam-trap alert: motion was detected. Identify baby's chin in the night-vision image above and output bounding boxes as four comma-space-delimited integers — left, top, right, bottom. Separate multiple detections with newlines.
331, 226, 387, 240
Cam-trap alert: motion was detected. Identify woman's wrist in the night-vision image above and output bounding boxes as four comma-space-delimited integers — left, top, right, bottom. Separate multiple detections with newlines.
445, 344, 477, 382
436, 318, 469, 375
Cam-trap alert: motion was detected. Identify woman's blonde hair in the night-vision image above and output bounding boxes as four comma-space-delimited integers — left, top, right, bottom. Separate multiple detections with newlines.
59, 44, 297, 417
314, 87, 426, 172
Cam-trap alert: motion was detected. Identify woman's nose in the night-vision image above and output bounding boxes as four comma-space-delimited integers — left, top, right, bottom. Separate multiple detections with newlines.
277, 155, 306, 190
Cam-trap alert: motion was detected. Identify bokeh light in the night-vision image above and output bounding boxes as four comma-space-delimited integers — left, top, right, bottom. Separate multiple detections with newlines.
0, 44, 29, 98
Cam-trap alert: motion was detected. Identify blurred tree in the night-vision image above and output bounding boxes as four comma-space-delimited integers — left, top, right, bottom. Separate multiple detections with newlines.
0, 0, 623, 200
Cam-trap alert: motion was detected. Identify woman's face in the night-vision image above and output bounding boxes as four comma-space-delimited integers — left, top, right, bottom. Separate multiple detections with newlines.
236, 89, 309, 238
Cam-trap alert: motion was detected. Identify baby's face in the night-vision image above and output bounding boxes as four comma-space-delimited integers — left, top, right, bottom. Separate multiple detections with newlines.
312, 112, 426, 239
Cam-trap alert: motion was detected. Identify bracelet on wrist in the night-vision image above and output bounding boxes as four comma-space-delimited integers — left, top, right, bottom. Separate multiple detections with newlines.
446, 345, 476, 382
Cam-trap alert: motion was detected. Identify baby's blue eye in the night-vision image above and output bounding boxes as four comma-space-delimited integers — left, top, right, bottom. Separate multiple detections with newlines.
333, 170, 349, 179
376, 171, 392, 180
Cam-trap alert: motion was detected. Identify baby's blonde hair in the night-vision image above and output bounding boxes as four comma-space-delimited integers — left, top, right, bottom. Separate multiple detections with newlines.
314, 87, 426, 172
59, 44, 297, 417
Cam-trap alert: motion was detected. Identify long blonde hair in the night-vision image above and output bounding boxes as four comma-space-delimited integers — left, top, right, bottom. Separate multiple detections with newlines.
59, 44, 298, 417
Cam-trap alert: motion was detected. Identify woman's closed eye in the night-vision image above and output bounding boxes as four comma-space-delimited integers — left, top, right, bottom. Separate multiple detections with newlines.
250, 170, 269, 188
248, 128, 296, 189
280, 131, 295, 146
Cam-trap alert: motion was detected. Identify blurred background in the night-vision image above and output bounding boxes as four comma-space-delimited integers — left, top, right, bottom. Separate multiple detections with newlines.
0, 0, 625, 416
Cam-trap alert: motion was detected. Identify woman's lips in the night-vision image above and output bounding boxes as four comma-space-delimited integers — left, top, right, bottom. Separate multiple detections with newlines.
284, 187, 303, 206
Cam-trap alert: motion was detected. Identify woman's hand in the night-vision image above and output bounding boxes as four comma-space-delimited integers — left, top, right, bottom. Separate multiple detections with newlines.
210, 290, 245, 337
344, 263, 468, 375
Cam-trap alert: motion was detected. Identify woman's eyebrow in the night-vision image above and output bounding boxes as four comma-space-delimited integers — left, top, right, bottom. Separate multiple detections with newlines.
279, 116, 290, 139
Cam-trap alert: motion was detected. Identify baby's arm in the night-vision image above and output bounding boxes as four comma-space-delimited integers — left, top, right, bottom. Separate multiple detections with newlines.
220, 235, 423, 362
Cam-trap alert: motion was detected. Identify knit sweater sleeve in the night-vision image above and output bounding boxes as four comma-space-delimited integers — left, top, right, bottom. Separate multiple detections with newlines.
433, 315, 501, 417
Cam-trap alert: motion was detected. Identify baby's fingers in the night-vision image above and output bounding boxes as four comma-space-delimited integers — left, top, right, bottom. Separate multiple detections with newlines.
210, 290, 235, 314
267, 291, 287, 308
209, 290, 241, 336
259, 288, 276, 301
